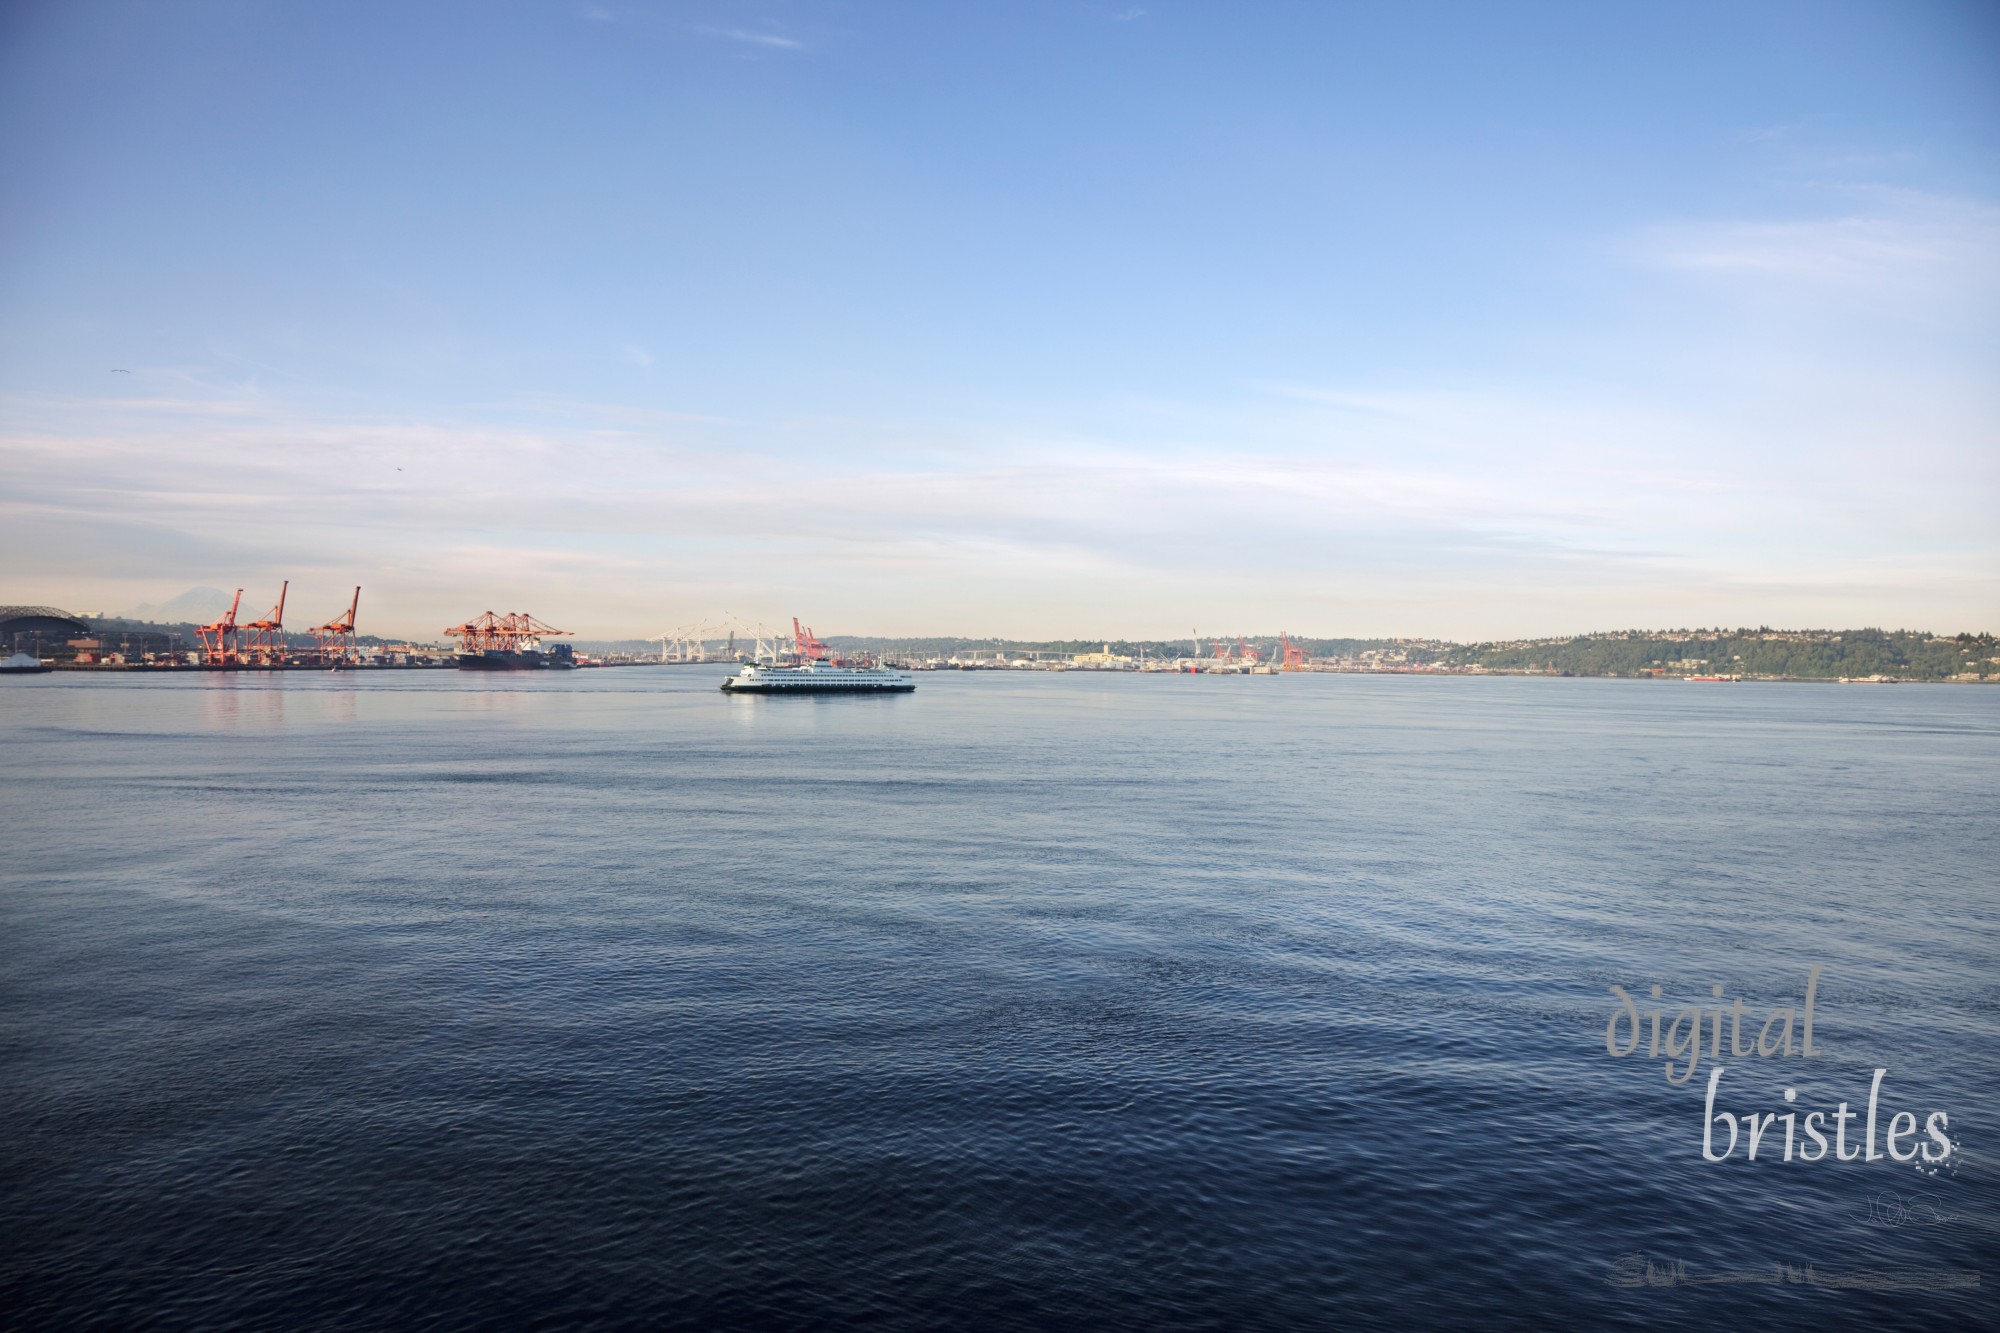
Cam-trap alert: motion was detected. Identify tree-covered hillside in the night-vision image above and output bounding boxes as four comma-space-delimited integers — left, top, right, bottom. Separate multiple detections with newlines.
822, 628, 1997, 680
1444, 629, 1996, 680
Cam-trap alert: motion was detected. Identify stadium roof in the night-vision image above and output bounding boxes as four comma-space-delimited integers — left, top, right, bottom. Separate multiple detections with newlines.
0, 606, 92, 630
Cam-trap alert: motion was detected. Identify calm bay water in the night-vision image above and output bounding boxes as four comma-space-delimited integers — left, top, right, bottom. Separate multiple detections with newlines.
3, 668, 1996, 1330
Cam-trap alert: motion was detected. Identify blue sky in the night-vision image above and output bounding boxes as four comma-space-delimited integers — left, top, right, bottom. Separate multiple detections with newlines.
2, 1, 1995, 639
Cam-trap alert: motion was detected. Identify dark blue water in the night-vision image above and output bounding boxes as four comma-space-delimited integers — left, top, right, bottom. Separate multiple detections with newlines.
3, 669, 1995, 1330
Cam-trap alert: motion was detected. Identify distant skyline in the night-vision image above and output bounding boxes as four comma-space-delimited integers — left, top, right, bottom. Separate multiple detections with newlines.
3, 1, 1996, 640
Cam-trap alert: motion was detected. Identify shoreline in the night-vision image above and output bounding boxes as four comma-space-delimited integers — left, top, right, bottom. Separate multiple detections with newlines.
14, 662, 1992, 684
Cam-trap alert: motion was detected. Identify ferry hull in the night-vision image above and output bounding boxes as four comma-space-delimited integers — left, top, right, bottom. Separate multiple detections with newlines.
721, 679, 916, 693
721, 663, 915, 693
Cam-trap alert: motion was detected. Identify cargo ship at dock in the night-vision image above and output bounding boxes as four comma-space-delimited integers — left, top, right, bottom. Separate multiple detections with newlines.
445, 611, 576, 671
457, 644, 576, 670
721, 617, 914, 694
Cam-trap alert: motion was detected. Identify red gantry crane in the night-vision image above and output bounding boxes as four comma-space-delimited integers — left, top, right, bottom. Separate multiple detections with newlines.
793, 617, 829, 661
444, 611, 570, 653
242, 581, 289, 664
311, 587, 362, 665
196, 589, 244, 665
1281, 632, 1306, 672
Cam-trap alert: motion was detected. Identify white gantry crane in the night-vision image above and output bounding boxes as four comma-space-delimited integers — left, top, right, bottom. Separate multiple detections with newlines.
654, 616, 790, 664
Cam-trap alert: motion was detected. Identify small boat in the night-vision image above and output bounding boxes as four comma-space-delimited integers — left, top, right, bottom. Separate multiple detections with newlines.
1, 652, 52, 675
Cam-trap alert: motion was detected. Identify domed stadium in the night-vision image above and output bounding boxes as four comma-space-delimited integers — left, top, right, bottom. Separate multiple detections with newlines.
0, 606, 193, 664
0, 606, 92, 655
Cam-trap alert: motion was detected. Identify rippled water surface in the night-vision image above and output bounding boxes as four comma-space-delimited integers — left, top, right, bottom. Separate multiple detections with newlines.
3, 669, 1996, 1330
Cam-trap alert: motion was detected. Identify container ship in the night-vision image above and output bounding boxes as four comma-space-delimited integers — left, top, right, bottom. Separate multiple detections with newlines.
458, 643, 576, 670
721, 618, 914, 694
444, 611, 577, 671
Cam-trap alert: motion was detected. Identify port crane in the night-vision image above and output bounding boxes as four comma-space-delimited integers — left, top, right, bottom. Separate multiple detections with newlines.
657, 624, 709, 662
655, 617, 790, 663
1280, 632, 1306, 671
310, 588, 361, 664
241, 581, 288, 663
444, 611, 569, 653
793, 617, 829, 661
196, 589, 244, 664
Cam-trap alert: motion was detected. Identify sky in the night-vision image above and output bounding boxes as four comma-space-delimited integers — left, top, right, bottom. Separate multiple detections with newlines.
2, 0, 1996, 641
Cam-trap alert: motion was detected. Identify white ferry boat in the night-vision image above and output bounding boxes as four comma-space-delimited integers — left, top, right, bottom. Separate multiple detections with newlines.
721, 661, 915, 694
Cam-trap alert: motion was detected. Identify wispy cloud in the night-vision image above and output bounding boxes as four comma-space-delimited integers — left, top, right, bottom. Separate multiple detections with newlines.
1639, 189, 2000, 299
4, 374, 1992, 638
698, 26, 803, 51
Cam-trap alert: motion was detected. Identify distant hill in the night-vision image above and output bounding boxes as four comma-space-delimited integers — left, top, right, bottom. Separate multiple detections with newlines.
819, 629, 1997, 681
1439, 628, 1997, 681
122, 587, 233, 623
